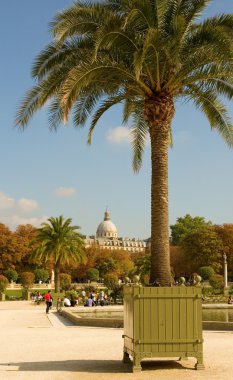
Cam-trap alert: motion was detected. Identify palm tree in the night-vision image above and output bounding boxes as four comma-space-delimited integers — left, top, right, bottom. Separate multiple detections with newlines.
16, 1, 233, 286
31, 216, 86, 292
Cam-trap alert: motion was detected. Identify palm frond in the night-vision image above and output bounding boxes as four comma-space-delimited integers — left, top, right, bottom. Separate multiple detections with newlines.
48, 97, 64, 131
15, 86, 42, 129
130, 108, 149, 172
184, 86, 233, 147
72, 90, 104, 128
60, 60, 152, 121
50, 1, 103, 42
31, 37, 93, 80
87, 93, 126, 144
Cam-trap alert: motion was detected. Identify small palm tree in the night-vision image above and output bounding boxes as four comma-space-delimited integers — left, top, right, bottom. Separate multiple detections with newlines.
16, 1, 233, 285
31, 216, 86, 292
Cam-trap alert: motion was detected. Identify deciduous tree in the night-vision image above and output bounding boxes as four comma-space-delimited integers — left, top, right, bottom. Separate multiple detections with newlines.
181, 227, 223, 272
170, 214, 212, 246
214, 224, 233, 280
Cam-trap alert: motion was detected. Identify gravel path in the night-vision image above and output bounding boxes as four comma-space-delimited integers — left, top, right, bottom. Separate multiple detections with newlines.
0, 301, 232, 380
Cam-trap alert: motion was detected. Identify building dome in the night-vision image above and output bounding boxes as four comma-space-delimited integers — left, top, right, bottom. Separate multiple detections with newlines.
96, 210, 118, 238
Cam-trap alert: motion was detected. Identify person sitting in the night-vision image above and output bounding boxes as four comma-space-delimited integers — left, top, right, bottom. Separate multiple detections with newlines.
63, 296, 71, 307
85, 296, 94, 307
227, 296, 233, 304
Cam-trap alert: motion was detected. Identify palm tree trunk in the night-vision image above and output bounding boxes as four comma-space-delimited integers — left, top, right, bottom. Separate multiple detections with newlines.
145, 94, 175, 286
55, 261, 60, 293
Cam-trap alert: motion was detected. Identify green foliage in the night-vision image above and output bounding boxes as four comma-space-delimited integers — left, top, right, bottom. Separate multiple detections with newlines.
198, 266, 215, 281
95, 257, 117, 278
65, 289, 78, 299
4, 269, 18, 282
202, 286, 214, 296
181, 227, 223, 272
31, 216, 86, 292
134, 254, 151, 284
60, 273, 71, 291
86, 268, 99, 282
20, 272, 35, 289
109, 285, 123, 304
209, 274, 224, 290
80, 247, 134, 281
103, 273, 119, 289
170, 214, 212, 246
0, 275, 9, 292
34, 268, 49, 283
214, 224, 233, 281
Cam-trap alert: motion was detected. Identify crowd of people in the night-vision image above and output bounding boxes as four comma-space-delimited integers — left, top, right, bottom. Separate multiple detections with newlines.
62, 290, 111, 308
32, 289, 112, 314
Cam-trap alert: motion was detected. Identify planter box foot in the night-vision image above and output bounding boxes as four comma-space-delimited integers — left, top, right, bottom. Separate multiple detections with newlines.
195, 363, 205, 370
132, 355, 142, 372
123, 351, 131, 364
132, 365, 142, 373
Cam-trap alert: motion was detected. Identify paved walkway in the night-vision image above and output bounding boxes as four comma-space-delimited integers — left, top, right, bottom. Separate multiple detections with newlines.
0, 301, 232, 380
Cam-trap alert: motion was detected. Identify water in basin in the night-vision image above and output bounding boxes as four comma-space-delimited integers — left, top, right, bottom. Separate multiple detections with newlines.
74, 309, 233, 322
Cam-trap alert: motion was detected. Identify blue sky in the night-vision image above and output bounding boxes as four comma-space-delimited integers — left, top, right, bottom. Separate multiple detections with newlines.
0, 0, 233, 239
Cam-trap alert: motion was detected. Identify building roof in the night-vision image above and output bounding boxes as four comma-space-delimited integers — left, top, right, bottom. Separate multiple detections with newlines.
96, 210, 118, 237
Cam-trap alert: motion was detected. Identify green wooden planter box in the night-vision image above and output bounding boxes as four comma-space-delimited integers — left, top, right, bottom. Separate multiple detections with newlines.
0, 292, 5, 301
123, 286, 204, 372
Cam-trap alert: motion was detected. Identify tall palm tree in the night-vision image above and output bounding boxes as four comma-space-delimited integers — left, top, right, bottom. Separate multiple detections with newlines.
31, 216, 86, 292
16, 1, 233, 286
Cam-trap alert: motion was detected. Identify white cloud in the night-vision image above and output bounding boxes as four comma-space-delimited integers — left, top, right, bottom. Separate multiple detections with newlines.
17, 198, 39, 213
106, 127, 131, 144
1, 215, 48, 230
55, 187, 76, 197
0, 192, 46, 230
174, 130, 192, 144
0, 191, 15, 209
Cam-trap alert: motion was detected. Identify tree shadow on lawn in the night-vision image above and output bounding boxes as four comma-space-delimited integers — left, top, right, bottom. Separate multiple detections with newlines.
0, 359, 193, 373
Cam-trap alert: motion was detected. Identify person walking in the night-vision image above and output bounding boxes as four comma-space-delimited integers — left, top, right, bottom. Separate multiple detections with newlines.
44, 290, 52, 314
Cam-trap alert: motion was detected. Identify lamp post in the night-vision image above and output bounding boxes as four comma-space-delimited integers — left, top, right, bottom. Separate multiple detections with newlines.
223, 252, 228, 294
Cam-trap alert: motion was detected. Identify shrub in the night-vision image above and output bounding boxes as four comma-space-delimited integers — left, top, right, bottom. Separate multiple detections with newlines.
209, 274, 224, 290
0, 275, 9, 293
202, 286, 214, 296
20, 272, 35, 289
60, 273, 71, 290
197, 266, 215, 281
65, 290, 78, 299
86, 268, 99, 282
34, 269, 49, 283
109, 284, 123, 304
4, 269, 18, 282
103, 273, 118, 289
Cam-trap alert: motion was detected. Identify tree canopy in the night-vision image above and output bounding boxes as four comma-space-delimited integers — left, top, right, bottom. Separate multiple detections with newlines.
170, 214, 212, 245
181, 226, 223, 272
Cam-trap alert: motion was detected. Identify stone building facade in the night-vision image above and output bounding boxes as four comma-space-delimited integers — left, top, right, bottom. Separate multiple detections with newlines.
84, 210, 147, 253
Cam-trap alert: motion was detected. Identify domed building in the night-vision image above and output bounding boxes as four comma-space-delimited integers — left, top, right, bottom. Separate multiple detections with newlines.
96, 210, 118, 239
85, 209, 146, 253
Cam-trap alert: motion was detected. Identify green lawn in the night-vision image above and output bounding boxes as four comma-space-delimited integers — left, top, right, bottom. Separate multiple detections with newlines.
4, 289, 65, 303
5, 289, 23, 299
